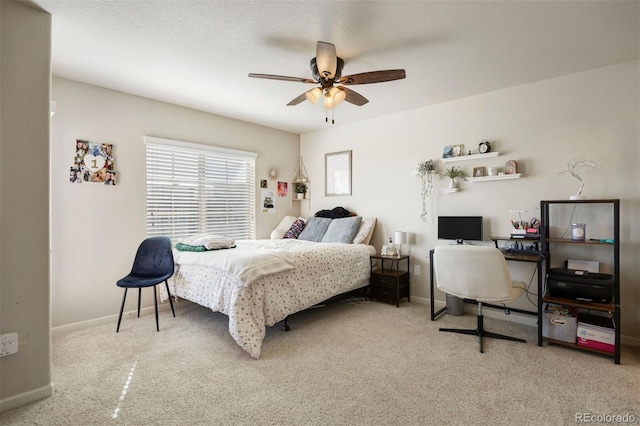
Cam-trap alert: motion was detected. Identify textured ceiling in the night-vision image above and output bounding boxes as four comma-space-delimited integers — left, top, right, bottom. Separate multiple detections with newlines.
31, 0, 639, 134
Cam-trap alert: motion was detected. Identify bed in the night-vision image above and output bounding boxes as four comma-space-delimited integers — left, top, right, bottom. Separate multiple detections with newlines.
167, 215, 376, 359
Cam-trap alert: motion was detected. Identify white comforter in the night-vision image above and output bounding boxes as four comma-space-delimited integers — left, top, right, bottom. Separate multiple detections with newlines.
169, 239, 375, 359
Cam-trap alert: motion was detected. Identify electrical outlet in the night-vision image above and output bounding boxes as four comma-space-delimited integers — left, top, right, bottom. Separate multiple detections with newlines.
0, 332, 18, 356
414, 265, 421, 276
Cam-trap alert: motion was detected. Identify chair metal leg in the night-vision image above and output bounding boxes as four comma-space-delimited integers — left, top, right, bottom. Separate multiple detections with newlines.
118, 282, 175, 333
165, 280, 175, 317
153, 285, 159, 332
484, 331, 527, 343
117, 288, 128, 332
478, 314, 484, 353
438, 302, 525, 352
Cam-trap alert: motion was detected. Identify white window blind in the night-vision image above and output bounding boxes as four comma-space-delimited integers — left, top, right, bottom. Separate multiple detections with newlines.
145, 136, 256, 242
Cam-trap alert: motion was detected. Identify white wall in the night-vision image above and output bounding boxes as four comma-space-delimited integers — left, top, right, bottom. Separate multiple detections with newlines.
301, 61, 640, 344
48, 62, 640, 345
50, 77, 300, 330
0, 1, 53, 411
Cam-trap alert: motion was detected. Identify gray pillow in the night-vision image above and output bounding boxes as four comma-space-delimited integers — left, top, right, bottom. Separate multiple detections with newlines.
297, 217, 332, 242
321, 216, 362, 244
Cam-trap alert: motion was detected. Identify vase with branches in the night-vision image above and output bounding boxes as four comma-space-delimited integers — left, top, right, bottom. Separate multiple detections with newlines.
559, 154, 596, 200
413, 159, 436, 221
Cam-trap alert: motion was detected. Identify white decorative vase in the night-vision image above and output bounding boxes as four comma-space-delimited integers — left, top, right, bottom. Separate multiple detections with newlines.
297, 193, 304, 200
449, 178, 458, 189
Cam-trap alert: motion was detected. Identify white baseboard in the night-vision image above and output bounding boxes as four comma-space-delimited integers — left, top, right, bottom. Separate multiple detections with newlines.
0, 382, 54, 413
621, 334, 640, 347
52, 301, 190, 335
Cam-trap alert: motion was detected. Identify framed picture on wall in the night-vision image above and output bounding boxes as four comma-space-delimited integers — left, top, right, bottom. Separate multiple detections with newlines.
442, 145, 453, 158
505, 160, 518, 175
325, 150, 352, 196
70, 139, 117, 185
473, 166, 485, 177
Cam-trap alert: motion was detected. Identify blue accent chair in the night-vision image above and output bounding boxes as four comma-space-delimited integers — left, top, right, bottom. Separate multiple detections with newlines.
116, 236, 175, 332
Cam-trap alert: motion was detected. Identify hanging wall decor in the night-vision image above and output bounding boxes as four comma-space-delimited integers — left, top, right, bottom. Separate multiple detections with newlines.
69, 139, 117, 185
412, 159, 436, 221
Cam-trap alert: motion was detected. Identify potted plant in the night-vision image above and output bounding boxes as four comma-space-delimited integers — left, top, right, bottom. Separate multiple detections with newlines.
441, 166, 467, 189
295, 182, 307, 199
412, 159, 436, 221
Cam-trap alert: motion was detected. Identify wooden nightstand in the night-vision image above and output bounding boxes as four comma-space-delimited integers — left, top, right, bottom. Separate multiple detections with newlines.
369, 254, 410, 307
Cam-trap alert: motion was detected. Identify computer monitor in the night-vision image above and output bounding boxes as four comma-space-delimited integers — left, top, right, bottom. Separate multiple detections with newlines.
437, 216, 483, 244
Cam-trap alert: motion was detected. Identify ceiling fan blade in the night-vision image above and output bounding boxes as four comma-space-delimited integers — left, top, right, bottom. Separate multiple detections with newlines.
338, 69, 406, 85
248, 73, 316, 84
339, 87, 369, 106
315, 41, 337, 81
286, 92, 308, 106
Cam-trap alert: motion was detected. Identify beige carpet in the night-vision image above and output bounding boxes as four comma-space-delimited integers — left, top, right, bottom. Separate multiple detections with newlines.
2, 298, 639, 425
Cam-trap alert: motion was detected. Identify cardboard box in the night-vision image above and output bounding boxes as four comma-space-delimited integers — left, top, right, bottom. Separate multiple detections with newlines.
577, 322, 615, 346
543, 308, 577, 343
577, 337, 615, 353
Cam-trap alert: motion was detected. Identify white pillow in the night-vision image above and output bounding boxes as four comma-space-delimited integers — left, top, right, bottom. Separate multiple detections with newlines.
352, 217, 376, 245
270, 215, 298, 239
180, 234, 236, 250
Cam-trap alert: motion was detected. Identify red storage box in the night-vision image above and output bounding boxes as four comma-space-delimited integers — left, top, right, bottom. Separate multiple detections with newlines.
577, 338, 615, 353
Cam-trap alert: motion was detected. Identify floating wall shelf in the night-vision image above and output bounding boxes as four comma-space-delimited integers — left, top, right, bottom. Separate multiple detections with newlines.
441, 152, 499, 163
467, 173, 521, 182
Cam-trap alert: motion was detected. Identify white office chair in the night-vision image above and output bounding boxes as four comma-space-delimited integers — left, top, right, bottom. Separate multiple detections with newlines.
433, 245, 527, 353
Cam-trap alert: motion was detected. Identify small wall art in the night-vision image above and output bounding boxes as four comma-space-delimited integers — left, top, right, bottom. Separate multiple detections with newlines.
442, 145, 453, 158
261, 189, 276, 213
277, 181, 288, 197
69, 139, 116, 185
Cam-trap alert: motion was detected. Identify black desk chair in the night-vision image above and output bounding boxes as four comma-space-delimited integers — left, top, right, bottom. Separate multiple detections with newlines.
433, 244, 527, 353
116, 236, 175, 332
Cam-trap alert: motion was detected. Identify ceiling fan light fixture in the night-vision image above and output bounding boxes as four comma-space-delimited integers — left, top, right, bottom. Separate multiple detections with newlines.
323, 87, 346, 109
305, 87, 322, 104
330, 87, 346, 105
323, 92, 335, 110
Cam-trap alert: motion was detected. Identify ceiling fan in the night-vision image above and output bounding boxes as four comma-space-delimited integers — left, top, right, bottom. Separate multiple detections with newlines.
249, 41, 406, 122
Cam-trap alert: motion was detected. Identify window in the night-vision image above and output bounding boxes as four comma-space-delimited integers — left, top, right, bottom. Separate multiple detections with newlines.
145, 136, 256, 242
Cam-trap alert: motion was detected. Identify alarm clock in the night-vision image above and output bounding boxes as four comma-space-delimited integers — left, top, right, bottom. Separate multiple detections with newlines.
478, 140, 491, 154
